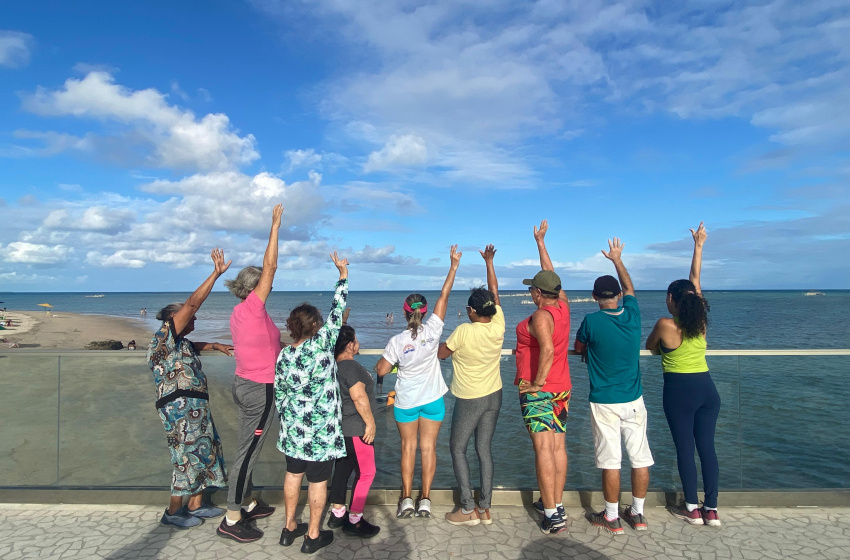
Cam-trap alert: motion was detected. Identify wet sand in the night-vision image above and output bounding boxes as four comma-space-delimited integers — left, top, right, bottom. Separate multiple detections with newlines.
0, 311, 152, 350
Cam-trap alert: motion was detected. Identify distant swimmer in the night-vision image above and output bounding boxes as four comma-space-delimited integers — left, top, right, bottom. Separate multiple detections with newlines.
390, 312, 394, 324
141, 308, 147, 315
386, 313, 390, 325
127, 340, 137, 350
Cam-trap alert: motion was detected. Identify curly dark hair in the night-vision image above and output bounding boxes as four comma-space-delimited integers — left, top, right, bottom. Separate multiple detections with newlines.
334, 325, 357, 358
404, 294, 427, 340
286, 302, 323, 342
467, 286, 497, 317
668, 279, 710, 339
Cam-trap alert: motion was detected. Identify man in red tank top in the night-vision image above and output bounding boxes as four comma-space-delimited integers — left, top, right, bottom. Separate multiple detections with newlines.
515, 221, 572, 535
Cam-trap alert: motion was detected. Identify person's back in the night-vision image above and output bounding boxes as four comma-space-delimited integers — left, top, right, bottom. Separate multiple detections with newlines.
230, 291, 281, 383
577, 295, 642, 404
515, 299, 571, 393
447, 305, 504, 399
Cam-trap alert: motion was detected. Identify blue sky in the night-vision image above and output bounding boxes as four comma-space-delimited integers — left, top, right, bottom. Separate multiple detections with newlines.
1, 0, 848, 292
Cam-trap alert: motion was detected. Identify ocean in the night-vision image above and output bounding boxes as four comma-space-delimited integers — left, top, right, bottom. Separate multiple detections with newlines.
2, 289, 849, 490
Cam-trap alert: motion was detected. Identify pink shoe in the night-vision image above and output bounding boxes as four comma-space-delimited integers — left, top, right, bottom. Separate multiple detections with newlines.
669, 504, 704, 525
701, 508, 721, 527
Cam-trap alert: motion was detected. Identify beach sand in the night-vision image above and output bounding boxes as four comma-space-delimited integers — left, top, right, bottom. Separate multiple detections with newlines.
0, 311, 153, 350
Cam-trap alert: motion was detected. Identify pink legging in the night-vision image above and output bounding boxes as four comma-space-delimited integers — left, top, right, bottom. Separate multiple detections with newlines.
329, 436, 376, 513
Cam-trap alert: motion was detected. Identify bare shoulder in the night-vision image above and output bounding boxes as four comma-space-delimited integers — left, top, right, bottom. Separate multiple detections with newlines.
656, 317, 677, 330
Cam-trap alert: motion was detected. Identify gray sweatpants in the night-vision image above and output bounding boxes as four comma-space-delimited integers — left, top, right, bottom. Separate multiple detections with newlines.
226, 376, 276, 511
449, 389, 502, 511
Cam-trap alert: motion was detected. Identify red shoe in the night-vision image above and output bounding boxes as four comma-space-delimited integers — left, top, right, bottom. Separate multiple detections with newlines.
668, 504, 704, 525
701, 508, 721, 527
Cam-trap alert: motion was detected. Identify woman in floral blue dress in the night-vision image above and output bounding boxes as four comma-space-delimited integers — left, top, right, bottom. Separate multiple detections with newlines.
148, 248, 235, 529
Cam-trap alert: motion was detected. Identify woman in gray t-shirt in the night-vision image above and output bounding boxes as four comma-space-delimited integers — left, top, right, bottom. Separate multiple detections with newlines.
327, 326, 380, 538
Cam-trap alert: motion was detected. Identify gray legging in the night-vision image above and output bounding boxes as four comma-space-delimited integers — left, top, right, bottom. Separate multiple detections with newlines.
449, 389, 502, 511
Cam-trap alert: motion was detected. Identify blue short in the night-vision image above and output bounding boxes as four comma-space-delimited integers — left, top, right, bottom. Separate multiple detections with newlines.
393, 396, 445, 423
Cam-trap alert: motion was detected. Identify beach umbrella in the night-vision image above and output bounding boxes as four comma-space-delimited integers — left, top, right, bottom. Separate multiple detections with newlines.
37, 303, 53, 308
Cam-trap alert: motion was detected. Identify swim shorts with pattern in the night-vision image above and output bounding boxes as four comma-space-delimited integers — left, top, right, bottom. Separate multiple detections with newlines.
520, 389, 570, 433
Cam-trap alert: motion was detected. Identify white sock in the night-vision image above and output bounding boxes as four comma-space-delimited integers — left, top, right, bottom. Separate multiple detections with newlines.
461, 507, 474, 514
686, 502, 699, 512
245, 500, 257, 513
631, 496, 645, 516
605, 501, 619, 520
544, 507, 557, 517
332, 505, 346, 518
477, 507, 487, 513
555, 502, 563, 510
704, 506, 717, 511
225, 517, 238, 526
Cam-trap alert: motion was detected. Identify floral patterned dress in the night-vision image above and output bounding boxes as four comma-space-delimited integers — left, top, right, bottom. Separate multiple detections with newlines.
147, 319, 227, 495
275, 279, 348, 462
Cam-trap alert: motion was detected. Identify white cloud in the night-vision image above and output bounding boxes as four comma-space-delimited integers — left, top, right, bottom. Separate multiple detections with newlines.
364, 134, 428, 172
285, 148, 322, 171
0, 30, 34, 68
1, 242, 70, 264
42, 206, 135, 235
21, 71, 259, 172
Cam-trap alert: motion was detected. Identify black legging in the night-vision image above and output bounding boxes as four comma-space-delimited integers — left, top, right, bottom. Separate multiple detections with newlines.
663, 372, 721, 508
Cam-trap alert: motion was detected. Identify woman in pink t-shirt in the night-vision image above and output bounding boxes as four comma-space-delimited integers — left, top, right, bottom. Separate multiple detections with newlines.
217, 204, 284, 544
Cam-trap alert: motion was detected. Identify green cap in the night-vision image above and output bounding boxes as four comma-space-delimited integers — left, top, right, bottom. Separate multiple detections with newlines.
523, 270, 562, 294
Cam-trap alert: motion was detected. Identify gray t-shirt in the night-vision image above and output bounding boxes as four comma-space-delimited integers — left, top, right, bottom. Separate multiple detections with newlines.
337, 359, 376, 437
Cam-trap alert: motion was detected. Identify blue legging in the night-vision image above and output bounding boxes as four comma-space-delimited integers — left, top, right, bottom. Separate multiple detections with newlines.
663, 372, 720, 508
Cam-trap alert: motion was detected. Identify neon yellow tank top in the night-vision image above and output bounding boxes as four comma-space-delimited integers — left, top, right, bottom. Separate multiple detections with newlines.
661, 335, 708, 373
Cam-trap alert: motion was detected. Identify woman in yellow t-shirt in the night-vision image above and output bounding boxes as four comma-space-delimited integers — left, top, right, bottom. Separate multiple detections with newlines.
438, 245, 505, 526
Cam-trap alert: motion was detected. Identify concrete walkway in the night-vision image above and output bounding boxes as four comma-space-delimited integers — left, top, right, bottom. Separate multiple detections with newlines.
1, 503, 847, 559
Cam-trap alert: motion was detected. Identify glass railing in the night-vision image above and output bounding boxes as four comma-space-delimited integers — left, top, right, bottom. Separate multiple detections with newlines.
0, 350, 847, 491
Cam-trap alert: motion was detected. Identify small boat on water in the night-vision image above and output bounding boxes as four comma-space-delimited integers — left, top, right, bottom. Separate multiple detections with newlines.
521, 299, 534, 304
803, 291, 825, 296
84, 295, 105, 298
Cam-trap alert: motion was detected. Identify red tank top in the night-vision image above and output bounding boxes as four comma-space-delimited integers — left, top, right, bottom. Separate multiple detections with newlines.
514, 300, 571, 393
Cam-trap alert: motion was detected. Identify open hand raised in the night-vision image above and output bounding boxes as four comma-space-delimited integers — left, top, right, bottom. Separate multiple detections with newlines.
330, 251, 349, 279
449, 245, 462, 268
271, 203, 284, 228
533, 220, 548, 243
601, 238, 625, 261
480, 244, 497, 261
211, 248, 232, 276
690, 221, 707, 246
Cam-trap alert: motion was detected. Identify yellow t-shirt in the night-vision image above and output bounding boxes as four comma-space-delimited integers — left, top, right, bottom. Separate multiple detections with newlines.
445, 305, 505, 399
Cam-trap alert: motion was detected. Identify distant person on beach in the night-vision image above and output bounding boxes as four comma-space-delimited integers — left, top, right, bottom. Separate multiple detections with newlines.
141, 308, 147, 315
217, 204, 283, 543
516, 220, 571, 534
376, 246, 461, 519
439, 244, 504, 526
327, 324, 381, 538
390, 312, 394, 324
275, 252, 349, 554
646, 222, 720, 527
147, 248, 234, 529
575, 238, 653, 535
127, 340, 136, 350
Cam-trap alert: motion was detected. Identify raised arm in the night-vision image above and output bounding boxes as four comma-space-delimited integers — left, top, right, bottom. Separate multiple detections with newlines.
172, 248, 231, 334
534, 220, 568, 304
689, 222, 706, 296
480, 244, 500, 306
432, 245, 462, 321
601, 238, 635, 297
316, 252, 349, 340
254, 204, 283, 303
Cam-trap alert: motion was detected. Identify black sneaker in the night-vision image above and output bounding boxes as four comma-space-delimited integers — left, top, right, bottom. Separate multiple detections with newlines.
540, 510, 567, 534
301, 530, 334, 554
588, 511, 625, 535
279, 522, 308, 546
241, 500, 275, 521
622, 508, 648, 531
327, 511, 346, 529
217, 517, 263, 543
342, 516, 381, 538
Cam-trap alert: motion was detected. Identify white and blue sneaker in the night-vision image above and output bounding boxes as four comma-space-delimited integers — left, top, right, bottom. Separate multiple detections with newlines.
541, 510, 568, 534
161, 506, 203, 529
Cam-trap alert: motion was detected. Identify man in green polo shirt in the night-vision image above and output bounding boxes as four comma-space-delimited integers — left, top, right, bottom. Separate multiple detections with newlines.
575, 237, 654, 535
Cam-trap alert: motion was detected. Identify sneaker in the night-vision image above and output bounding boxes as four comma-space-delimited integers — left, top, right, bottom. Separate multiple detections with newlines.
415, 497, 432, 518
342, 516, 381, 538
669, 504, 704, 525
445, 507, 480, 526
532, 498, 544, 516
478, 508, 493, 525
187, 504, 226, 519
327, 510, 346, 529
241, 500, 275, 521
622, 508, 648, 531
279, 522, 308, 546
588, 511, 625, 535
701, 508, 722, 527
397, 497, 415, 518
217, 517, 263, 542
540, 510, 567, 535
160, 506, 203, 529
301, 530, 334, 554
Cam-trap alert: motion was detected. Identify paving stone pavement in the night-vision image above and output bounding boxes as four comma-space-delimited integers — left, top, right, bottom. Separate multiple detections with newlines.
0, 503, 848, 559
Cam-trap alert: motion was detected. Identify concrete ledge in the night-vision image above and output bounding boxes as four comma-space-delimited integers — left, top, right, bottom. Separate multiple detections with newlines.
2, 487, 849, 508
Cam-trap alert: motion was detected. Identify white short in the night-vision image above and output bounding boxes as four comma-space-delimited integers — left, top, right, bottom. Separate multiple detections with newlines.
590, 396, 654, 470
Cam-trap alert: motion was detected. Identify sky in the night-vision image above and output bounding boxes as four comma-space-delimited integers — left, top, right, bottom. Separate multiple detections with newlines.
1, 0, 848, 292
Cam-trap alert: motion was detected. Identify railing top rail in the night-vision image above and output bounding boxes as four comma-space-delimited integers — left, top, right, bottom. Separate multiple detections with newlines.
2, 348, 849, 357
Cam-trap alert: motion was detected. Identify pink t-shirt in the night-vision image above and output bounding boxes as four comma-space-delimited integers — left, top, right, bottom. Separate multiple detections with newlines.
230, 291, 281, 384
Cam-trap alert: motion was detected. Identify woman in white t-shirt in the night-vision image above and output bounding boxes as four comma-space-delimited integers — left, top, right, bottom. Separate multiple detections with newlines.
376, 245, 461, 519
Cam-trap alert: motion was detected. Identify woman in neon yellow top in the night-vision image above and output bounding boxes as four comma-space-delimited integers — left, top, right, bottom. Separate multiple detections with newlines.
646, 222, 721, 528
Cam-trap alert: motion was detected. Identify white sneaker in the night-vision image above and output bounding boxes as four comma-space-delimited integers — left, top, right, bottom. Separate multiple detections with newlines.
397, 497, 415, 518
416, 498, 432, 518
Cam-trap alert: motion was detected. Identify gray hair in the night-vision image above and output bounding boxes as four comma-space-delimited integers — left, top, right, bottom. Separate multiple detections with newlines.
224, 266, 263, 300
156, 303, 184, 322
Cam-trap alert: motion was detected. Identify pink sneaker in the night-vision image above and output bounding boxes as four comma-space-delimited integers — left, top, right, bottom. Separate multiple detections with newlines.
701, 508, 721, 527
669, 504, 704, 525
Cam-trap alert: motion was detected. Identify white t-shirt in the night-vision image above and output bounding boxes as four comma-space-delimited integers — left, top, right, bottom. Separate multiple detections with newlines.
382, 315, 448, 409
